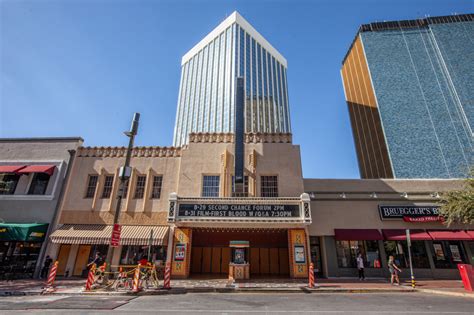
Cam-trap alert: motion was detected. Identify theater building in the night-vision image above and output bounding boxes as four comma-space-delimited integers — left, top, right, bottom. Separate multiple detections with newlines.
46, 12, 473, 280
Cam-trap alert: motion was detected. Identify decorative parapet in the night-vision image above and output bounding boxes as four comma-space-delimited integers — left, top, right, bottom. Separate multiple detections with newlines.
188, 133, 234, 143
188, 132, 292, 144
77, 146, 182, 158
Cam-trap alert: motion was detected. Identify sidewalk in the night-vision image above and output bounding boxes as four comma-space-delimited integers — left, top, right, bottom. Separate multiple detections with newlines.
0, 277, 472, 297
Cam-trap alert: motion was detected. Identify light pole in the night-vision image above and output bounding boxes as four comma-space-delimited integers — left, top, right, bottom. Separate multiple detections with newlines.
406, 229, 415, 288
104, 113, 140, 275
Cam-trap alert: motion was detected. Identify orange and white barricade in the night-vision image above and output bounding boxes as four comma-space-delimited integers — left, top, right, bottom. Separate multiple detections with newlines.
84, 264, 96, 291
132, 263, 141, 293
42, 261, 59, 293
308, 263, 315, 288
163, 261, 171, 289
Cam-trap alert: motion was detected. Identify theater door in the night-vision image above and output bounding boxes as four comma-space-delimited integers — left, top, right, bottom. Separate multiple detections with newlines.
190, 228, 289, 277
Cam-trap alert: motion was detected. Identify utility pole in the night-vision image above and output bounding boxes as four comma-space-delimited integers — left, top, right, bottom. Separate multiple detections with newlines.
104, 113, 140, 275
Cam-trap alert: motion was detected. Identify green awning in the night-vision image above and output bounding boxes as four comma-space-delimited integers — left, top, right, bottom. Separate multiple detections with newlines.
0, 223, 49, 242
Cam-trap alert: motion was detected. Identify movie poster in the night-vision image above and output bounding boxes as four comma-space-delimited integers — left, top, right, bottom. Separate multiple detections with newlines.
294, 245, 305, 263
174, 243, 186, 261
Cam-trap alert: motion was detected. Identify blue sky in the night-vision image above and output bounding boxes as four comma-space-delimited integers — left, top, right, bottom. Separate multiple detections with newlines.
1, 0, 472, 178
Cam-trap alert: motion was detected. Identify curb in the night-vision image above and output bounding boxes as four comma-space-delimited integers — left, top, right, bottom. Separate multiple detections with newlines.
416, 288, 474, 299
1, 287, 415, 296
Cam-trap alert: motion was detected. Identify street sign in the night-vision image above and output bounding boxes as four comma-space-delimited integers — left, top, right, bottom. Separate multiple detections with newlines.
111, 224, 121, 247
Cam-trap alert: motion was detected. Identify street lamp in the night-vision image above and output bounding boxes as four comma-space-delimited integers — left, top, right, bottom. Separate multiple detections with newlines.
104, 113, 140, 276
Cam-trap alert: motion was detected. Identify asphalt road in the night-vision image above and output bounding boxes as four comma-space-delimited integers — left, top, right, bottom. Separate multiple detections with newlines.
0, 293, 472, 314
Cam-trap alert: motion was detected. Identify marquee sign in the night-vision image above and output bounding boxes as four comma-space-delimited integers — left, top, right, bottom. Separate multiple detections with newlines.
379, 205, 441, 222
178, 204, 300, 218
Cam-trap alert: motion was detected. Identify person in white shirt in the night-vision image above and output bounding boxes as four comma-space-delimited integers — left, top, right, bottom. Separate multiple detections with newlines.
356, 253, 365, 280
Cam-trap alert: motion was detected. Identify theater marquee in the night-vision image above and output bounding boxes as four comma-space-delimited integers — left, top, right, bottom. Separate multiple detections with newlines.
178, 204, 300, 218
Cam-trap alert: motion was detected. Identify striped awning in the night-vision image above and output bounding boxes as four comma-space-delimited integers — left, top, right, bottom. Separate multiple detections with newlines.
50, 224, 169, 246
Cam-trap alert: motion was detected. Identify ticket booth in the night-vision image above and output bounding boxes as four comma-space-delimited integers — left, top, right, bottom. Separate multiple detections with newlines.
228, 241, 250, 280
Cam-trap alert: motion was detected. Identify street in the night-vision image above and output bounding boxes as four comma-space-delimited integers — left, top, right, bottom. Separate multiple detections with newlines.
0, 293, 473, 314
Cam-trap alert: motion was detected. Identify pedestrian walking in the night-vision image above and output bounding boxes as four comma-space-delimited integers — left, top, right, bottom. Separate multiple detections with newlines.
87, 252, 103, 269
388, 255, 402, 285
41, 255, 53, 278
356, 253, 365, 280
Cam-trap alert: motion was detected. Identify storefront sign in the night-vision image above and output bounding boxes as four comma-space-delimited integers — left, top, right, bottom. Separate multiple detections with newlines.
403, 216, 442, 223
110, 224, 121, 247
379, 206, 440, 221
178, 204, 300, 218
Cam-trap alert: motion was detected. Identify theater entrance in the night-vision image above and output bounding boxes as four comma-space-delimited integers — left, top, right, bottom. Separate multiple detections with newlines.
190, 228, 289, 277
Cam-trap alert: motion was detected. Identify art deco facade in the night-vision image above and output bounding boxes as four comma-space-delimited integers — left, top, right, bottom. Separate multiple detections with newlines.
173, 12, 291, 147
341, 14, 473, 179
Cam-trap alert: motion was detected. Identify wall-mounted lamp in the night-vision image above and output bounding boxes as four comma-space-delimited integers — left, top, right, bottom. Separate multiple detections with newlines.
430, 192, 441, 198
340, 192, 347, 199
370, 192, 378, 199
401, 192, 408, 198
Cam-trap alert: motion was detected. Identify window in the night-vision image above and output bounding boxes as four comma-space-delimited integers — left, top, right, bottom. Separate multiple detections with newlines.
384, 241, 430, 269
134, 175, 147, 199
85, 175, 98, 198
232, 176, 249, 195
28, 173, 50, 195
432, 241, 468, 269
101, 175, 114, 198
202, 175, 220, 197
0, 173, 20, 195
261, 175, 278, 197
151, 176, 163, 199
120, 245, 166, 265
336, 240, 380, 268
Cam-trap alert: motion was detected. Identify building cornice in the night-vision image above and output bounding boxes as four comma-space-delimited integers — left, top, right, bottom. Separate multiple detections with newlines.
188, 132, 292, 144
77, 146, 182, 158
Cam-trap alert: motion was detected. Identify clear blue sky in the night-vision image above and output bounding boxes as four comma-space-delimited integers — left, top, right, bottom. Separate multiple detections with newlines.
1, 0, 472, 178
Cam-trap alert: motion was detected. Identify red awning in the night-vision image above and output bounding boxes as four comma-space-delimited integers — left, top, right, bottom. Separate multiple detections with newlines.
464, 230, 474, 240
334, 229, 383, 240
382, 229, 432, 241
427, 230, 472, 241
17, 165, 55, 176
0, 165, 26, 173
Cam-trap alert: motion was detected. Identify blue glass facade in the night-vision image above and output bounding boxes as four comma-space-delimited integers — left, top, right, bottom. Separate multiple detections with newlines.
357, 18, 473, 178
173, 21, 290, 147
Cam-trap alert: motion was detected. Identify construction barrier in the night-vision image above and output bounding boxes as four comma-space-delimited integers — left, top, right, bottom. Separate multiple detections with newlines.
42, 261, 59, 293
84, 264, 96, 291
308, 262, 314, 288
132, 263, 141, 293
163, 261, 171, 289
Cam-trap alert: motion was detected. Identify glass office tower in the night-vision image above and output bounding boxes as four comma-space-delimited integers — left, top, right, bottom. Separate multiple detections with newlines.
173, 11, 291, 147
341, 14, 473, 179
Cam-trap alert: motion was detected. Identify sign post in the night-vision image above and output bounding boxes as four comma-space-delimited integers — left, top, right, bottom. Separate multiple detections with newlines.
406, 229, 415, 288
111, 224, 121, 247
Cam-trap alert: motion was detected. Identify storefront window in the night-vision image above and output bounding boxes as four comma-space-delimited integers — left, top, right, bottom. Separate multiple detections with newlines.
310, 236, 323, 276
384, 241, 430, 268
432, 241, 468, 269
0, 241, 42, 278
336, 240, 380, 268
120, 245, 166, 266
